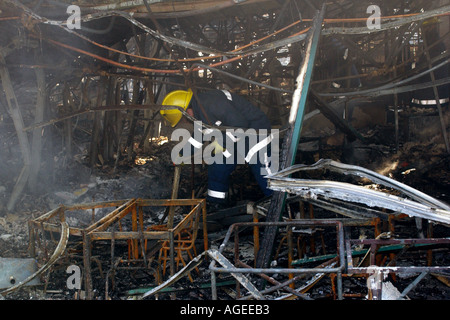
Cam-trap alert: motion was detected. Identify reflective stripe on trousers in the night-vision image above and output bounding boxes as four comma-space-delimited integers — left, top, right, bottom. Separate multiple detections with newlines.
207, 189, 226, 199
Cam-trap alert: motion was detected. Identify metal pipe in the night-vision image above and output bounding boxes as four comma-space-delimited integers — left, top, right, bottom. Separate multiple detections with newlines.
398, 271, 428, 299
236, 261, 313, 300
211, 220, 345, 276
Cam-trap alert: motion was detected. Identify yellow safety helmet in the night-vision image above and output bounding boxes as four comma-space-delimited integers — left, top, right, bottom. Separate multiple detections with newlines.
160, 89, 193, 127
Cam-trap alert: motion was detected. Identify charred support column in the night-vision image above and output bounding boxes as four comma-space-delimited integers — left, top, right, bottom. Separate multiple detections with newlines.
0, 53, 32, 211
422, 30, 450, 154
256, 4, 326, 269
29, 56, 47, 190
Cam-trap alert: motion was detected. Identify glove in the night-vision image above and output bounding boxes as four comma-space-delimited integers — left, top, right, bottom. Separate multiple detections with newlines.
210, 140, 225, 155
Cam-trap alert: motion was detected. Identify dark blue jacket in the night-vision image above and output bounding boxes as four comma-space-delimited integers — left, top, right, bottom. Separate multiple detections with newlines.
189, 89, 271, 130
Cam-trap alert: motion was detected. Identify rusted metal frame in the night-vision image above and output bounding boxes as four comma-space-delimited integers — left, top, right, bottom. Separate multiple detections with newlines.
239, 258, 339, 300
252, 209, 260, 267
201, 200, 208, 252
89, 231, 170, 241
170, 201, 203, 236
293, 196, 390, 220
235, 260, 313, 300
29, 220, 84, 238
136, 198, 208, 250
137, 198, 206, 277
88, 199, 205, 275
33, 205, 64, 222
211, 220, 345, 299
345, 238, 450, 274
28, 206, 73, 261
330, 273, 368, 300
28, 198, 207, 299
386, 42, 450, 83
135, 0, 274, 19
85, 199, 137, 234
143, 248, 264, 300
137, 205, 147, 267
345, 237, 450, 300
292, 220, 443, 268
278, 261, 340, 300
30, 200, 130, 238
143, 250, 209, 299
28, 220, 36, 258
285, 194, 387, 223
232, 227, 311, 300
36, 204, 144, 239
287, 226, 294, 288
105, 223, 117, 299
136, 198, 204, 207
167, 201, 201, 277
63, 199, 131, 211
131, 203, 139, 260
209, 249, 266, 300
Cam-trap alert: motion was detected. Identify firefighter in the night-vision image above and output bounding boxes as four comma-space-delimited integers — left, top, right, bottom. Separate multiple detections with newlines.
160, 88, 274, 210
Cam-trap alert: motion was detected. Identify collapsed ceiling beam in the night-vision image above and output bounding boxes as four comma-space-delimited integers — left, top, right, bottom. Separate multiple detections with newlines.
267, 159, 450, 226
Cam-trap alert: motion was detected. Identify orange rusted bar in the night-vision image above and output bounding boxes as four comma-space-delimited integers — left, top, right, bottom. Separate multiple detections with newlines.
86, 199, 137, 234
